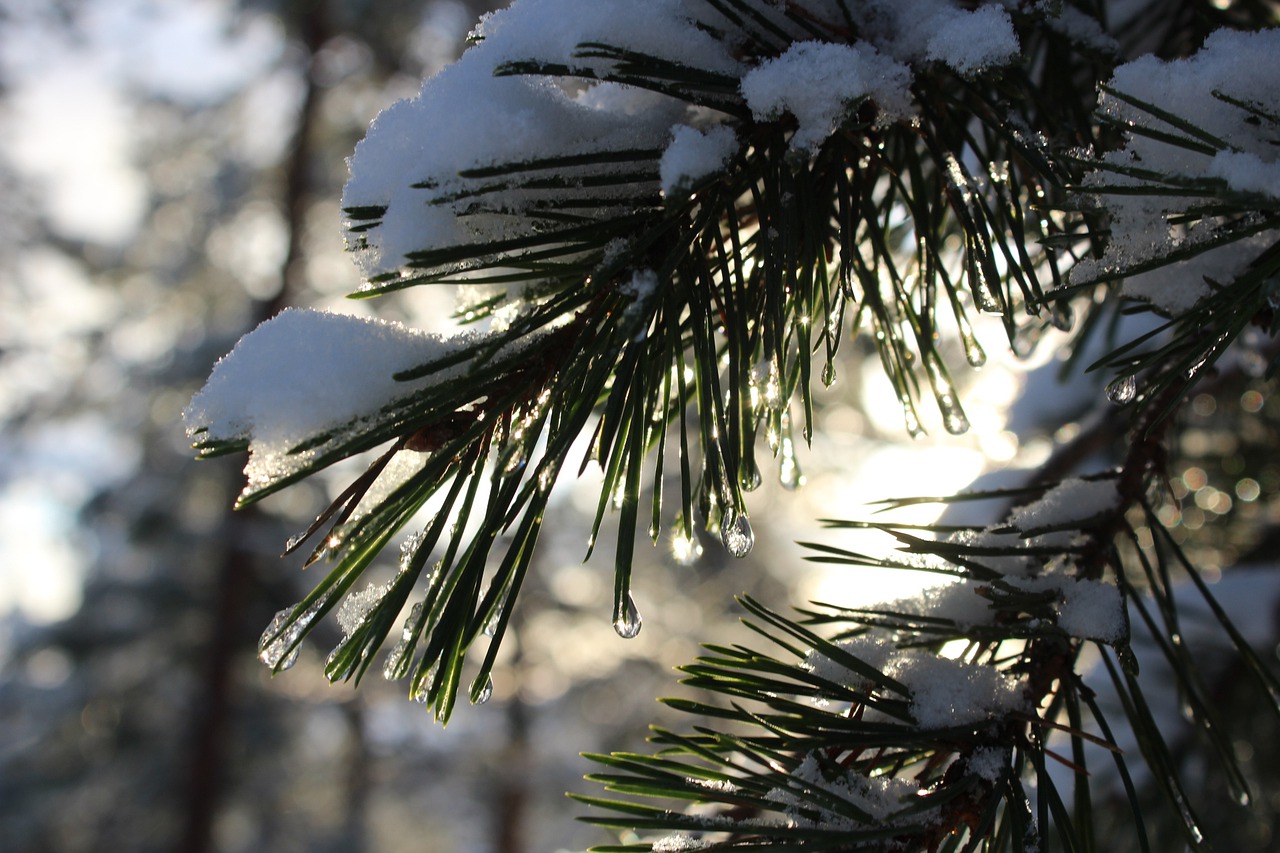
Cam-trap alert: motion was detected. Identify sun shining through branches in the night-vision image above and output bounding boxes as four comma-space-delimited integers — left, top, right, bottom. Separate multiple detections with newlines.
186, 1, 1280, 849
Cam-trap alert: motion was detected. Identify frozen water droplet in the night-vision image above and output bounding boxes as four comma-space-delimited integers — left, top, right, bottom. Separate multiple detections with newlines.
739, 460, 762, 492
940, 397, 970, 435
720, 510, 754, 558
779, 445, 803, 490
613, 593, 643, 639
821, 362, 837, 387
901, 398, 924, 439
411, 665, 438, 704
1106, 374, 1136, 405
472, 674, 494, 705
384, 602, 424, 681
483, 606, 503, 638
671, 533, 703, 565
258, 598, 327, 671
1237, 790, 1251, 807
964, 338, 987, 368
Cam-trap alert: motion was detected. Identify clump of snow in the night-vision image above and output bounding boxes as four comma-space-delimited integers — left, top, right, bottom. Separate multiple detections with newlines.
1005, 572, 1127, 643
1070, 27, 1280, 315
965, 746, 1008, 783
1207, 149, 1280, 201
773, 752, 937, 830
1055, 577, 1126, 643
806, 636, 1028, 729
832, 0, 1020, 75
184, 308, 477, 492
1005, 477, 1121, 533
337, 580, 392, 636
660, 124, 738, 196
922, 4, 1020, 76
1041, 4, 1119, 55
341, 51, 676, 279
651, 832, 712, 852
342, 0, 1034, 282
740, 41, 914, 150
342, 0, 744, 281
893, 648, 1029, 728
469, 0, 741, 77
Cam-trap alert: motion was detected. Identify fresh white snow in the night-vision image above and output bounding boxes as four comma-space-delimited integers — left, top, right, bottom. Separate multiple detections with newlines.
184, 308, 478, 490
660, 124, 738, 196
1072, 27, 1280, 314
740, 41, 914, 149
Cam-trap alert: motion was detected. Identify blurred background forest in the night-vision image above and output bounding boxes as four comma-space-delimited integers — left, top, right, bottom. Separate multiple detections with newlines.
9, 2, 1276, 852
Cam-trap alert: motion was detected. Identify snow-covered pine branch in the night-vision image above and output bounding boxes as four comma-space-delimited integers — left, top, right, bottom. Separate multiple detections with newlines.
185, 1, 1280, 848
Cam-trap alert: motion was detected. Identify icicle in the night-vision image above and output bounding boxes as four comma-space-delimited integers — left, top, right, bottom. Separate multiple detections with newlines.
764, 360, 782, 410
821, 361, 837, 387
1105, 374, 1136, 405
739, 457, 762, 492
613, 592, 643, 639
720, 508, 754, 558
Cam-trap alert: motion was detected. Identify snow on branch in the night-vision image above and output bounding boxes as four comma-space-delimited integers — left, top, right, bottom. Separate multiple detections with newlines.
184, 308, 478, 490
1071, 27, 1280, 315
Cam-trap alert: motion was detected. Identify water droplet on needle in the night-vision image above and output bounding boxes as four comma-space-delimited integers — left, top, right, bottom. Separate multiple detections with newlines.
613, 593, 643, 638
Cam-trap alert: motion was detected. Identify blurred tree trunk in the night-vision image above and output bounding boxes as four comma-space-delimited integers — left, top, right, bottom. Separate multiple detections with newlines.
178, 7, 331, 851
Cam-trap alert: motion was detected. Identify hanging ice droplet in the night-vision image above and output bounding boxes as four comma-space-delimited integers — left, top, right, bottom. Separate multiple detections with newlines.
472, 674, 494, 705
613, 593, 643, 639
739, 460, 762, 492
901, 397, 924, 439
383, 602, 424, 682
258, 599, 324, 671
671, 532, 703, 565
1105, 374, 1136, 405
720, 509, 754, 558
483, 602, 505, 638
821, 361, 837, 387
779, 441, 803, 490
939, 395, 970, 435
411, 663, 438, 704
964, 337, 986, 368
